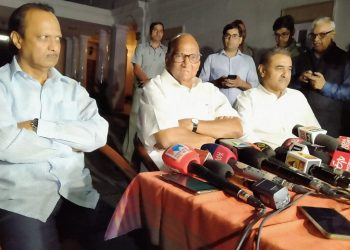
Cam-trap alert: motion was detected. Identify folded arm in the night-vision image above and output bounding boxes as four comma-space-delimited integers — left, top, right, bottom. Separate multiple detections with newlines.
154, 117, 242, 149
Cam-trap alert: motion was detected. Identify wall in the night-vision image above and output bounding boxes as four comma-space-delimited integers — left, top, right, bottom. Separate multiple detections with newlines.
147, 0, 349, 52
0, 0, 114, 26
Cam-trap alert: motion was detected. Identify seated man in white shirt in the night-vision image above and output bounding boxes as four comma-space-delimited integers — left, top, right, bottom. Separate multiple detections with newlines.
235, 48, 320, 149
138, 33, 243, 169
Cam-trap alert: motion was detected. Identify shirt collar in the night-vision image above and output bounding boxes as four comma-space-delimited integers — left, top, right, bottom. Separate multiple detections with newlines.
220, 49, 243, 57
258, 84, 288, 98
9, 56, 65, 83
162, 69, 202, 89
148, 41, 165, 50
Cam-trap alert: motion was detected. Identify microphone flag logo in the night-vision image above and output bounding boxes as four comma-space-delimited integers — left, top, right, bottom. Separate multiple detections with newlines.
164, 144, 193, 161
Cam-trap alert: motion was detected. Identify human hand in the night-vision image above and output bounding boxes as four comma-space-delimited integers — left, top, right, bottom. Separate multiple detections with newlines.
222, 75, 242, 88
308, 72, 326, 90
17, 120, 32, 130
299, 70, 313, 83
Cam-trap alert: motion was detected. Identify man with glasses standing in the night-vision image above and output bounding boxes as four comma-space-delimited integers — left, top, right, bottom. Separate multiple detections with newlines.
199, 23, 259, 106
138, 33, 243, 169
293, 17, 348, 137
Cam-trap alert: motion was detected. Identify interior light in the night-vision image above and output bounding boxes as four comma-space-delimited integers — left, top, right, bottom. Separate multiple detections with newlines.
0, 35, 9, 41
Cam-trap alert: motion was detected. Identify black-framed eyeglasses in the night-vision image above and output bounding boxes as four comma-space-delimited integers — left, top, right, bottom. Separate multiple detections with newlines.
308, 30, 334, 40
274, 32, 290, 38
172, 53, 201, 63
224, 33, 241, 39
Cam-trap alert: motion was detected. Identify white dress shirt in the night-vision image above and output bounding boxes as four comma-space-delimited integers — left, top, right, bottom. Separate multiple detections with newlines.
138, 70, 239, 168
0, 57, 108, 222
235, 84, 320, 149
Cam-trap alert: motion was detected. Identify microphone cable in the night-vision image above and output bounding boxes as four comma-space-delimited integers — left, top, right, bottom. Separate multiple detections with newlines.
235, 206, 266, 250
255, 190, 314, 250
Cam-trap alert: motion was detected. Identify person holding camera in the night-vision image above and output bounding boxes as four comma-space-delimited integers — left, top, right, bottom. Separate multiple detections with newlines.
199, 22, 259, 106
293, 17, 348, 137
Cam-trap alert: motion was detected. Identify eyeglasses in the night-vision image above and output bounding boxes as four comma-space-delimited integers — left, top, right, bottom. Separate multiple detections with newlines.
308, 30, 334, 40
224, 33, 241, 39
274, 32, 290, 38
172, 53, 201, 63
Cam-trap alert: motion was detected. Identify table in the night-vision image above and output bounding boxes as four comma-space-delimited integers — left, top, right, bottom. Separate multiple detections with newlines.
105, 171, 350, 250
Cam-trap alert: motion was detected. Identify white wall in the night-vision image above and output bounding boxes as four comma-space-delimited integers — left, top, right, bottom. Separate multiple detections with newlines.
148, 0, 349, 52
0, 0, 114, 26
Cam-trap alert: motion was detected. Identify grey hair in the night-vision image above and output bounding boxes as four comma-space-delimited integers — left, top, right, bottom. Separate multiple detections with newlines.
166, 33, 191, 58
312, 17, 335, 30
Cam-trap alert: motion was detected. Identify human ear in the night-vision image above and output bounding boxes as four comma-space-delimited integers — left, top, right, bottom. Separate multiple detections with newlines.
10, 31, 23, 50
258, 64, 265, 78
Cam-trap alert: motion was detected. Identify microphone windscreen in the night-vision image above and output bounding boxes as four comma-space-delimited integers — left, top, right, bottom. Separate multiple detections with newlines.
314, 134, 339, 152
281, 137, 305, 149
162, 144, 200, 174
254, 142, 276, 158
274, 146, 288, 162
311, 150, 331, 164
292, 124, 302, 137
201, 143, 238, 162
203, 160, 234, 178
238, 147, 268, 169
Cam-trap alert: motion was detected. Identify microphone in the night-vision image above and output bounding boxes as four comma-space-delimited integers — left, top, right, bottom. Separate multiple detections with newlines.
292, 125, 327, 144
285, 151, 322, 173
284, 151, 350, 189
201, 143, 309, 194
278, 137, 331, 164
308, 165, 350, 189
237, 147, 337, 197
162, 144, 265, 208
292, 125, 349, 153
203, 160, 290, 209
253, 142, 276, 158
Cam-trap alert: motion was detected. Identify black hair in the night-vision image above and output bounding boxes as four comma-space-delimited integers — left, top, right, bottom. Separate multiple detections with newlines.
149, 22, 164, 33
259, 48, 291, 66
272, 15, 295, 34
222, 22, 242, 37
8, 3, 55, 55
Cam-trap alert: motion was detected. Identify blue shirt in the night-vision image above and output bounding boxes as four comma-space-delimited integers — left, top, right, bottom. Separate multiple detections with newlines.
0, 57, 108, 222
199, 50, 259, 105
321, 62, 350, 101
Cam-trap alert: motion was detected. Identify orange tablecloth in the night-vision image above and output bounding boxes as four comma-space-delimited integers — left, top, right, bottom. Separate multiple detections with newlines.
105, 171, 350, 250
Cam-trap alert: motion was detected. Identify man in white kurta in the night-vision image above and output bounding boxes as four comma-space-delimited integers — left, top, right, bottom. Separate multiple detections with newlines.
235, 49, 320, 149
138, 34, 243, 169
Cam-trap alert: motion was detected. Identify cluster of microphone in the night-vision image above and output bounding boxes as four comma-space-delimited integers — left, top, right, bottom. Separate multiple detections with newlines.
161, 125, 350, 210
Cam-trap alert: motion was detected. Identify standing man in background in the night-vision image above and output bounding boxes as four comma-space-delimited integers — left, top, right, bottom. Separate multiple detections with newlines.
199, 22, 259, 106
293, 17, 348, 137
123, 22, 167, 161
0, 3, 115, 250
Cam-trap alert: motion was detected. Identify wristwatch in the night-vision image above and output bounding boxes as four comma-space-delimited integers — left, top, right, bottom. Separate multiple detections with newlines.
31, 118, 38, 133
191, 118, 199, 133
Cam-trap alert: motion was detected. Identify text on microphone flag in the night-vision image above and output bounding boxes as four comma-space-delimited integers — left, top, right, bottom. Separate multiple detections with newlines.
339, 136, 350, 151
330, 151, 350, 171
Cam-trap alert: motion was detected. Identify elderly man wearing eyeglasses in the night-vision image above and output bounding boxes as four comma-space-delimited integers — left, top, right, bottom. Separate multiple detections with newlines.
293, 17, 348, 137
199, 22, 259, 106
137, 33, 243, 169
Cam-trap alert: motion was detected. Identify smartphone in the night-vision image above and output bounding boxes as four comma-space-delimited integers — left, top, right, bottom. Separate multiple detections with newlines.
160, 173, 217, 195
227, 74, 237, 79
299, 206, 350, 240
